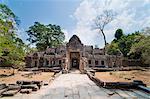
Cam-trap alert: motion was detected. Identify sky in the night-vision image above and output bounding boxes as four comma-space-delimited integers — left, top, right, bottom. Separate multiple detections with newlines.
1, 0, 150, 48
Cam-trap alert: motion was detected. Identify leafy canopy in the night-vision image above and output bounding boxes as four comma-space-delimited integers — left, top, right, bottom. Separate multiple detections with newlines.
107, 27, 150, 65
26, 22, 65, 51
115, 28, 123, 40
0, 4, 25, 67
130, 31, 150, 64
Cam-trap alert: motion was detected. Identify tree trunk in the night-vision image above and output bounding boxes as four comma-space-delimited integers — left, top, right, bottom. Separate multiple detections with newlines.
100, 30, 107, 55
101, 30, 107, 46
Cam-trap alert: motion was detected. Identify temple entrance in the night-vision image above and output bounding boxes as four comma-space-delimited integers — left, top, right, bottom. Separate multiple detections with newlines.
70, 52, 80, 69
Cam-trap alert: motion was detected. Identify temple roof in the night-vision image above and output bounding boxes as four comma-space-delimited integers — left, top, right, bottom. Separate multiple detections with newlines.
69, 35, 82, 44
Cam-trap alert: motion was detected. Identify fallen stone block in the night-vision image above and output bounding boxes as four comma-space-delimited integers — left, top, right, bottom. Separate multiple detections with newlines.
1, 88, 20, 97
20, 89, 32, 94
8, 84, 21, 90
21, 84, 38, 91
16, 81, 32, 85
0, 83, 7, 90
32, 81, 43, 89
0, 84, 8, 97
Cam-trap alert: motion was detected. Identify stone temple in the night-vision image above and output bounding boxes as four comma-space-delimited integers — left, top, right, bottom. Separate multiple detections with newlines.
25, 35, 122, 72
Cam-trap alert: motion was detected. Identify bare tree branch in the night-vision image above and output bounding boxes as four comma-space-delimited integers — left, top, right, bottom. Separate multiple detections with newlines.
93, 9, 116, 54
94, 10, 116, 43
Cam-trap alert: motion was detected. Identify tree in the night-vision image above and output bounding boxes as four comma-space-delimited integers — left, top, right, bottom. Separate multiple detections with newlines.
0, 4, 20, 25
118, 32, 142, 57
130, 33, 150, 65
107, 30, 143, 57
129, 27, 150, 61
115, 29, 123, 40
106, 42, 120, 55
106, 42, 121, 67
0, 4, 25, 67
26, 22, 65, 51
93, 10, 116, 46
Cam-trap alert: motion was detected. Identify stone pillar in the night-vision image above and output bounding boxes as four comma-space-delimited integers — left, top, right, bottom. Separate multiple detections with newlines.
66, 50, 70, 70
79, 57, 83, 71
65, 58, 69, 70
79, 57, 88, 73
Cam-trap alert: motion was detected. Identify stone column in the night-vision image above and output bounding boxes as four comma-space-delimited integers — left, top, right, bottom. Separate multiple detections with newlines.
66, 50, 70, 70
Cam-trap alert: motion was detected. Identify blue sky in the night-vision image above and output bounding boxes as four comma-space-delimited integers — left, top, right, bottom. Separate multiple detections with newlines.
1, 0, 150, 48
1, 0, 81, 42
3, 0, 80, 29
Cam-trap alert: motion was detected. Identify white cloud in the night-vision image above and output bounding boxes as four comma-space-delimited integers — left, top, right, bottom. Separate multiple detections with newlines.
71, 0, 150, 48
62, 29, 71, 42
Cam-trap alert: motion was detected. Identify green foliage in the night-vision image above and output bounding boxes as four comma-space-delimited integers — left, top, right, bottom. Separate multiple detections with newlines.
130, 36, 150, 64
26, 22, 65, 51
0, 4, 25, 67
117, 31, 142, 57
0, 59, 13, 66
115, 28, 123, 40
24, 45, 38, 54
106, 42, 121, 55
0, 4, 20, 25
107, 28, 150, 65
107, 30, 143, 57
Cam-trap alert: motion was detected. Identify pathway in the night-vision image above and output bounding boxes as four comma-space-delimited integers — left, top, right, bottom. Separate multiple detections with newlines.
2, 71, 149, 99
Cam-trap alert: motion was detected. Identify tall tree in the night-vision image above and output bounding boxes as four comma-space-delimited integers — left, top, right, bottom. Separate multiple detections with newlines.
0, 4, 25, 67
115, 29, 123, 40
93, 10, 116, 46
26, 22, 65, 51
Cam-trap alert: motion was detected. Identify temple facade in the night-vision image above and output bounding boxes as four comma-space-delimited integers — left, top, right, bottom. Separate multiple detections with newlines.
25, 35, 123, 71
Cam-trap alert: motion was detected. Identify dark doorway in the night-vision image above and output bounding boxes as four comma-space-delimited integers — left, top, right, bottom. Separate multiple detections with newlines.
70, 52, 80, 69
101, 61, 104, 65
35, 61, 37, 67
71, 58, 79, 69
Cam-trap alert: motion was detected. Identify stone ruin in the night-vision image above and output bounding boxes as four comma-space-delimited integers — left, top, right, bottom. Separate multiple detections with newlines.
25, 35, 123, 72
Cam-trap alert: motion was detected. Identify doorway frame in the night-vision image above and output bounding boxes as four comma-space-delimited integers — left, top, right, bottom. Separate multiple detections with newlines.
66, 50, 81, 70
70, 52, 80, 69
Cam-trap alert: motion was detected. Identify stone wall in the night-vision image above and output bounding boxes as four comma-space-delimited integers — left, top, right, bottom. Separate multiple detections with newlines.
25, 35, 124, 69
122, 59, 142, 67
